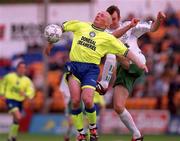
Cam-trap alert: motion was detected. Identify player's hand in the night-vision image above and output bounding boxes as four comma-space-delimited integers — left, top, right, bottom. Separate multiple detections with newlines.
44, 47, 51, 56
140, 64, 148, 73
130, 18, 140, 28
96, 81, 108, 95
19, 91, 25, 97
157, 11, 166, 22
0, 95, 6, 101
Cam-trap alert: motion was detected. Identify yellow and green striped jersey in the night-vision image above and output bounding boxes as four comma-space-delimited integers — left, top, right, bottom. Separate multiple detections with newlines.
63, 20, 128, 65
1, 72, 35, 101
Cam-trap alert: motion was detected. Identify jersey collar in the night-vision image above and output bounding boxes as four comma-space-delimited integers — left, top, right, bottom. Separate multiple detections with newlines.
91, 24, 105, 31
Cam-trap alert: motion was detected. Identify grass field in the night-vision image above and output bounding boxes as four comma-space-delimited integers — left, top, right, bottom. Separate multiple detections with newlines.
0, 133, 180, 141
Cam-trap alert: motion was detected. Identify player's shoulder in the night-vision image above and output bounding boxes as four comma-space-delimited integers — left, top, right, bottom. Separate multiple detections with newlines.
70, 20, 90, 25
64, 20, 80, 24
22, 76, 32, 83
101, 31, 116, 40
71, 20, 91, 28
102, 30, 113, 36
4, 72, 16, 78
63, 20, 87, 26
81, 21, 92, 27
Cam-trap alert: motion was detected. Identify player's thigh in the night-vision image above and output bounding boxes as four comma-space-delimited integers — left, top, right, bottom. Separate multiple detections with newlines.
6, 99, 22, 119
114, 64, 139, 93
81, 88, 95, 107
68, 75, 81, 103
12, 109, 22, 121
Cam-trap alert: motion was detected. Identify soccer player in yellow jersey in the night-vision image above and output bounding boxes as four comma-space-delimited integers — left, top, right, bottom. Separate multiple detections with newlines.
45, 11, 148, 141
59, 73, 105, 141
0, 61, 35, 141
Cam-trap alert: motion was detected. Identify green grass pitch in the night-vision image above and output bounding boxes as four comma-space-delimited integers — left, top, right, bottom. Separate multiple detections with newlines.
0, 133, 180, 141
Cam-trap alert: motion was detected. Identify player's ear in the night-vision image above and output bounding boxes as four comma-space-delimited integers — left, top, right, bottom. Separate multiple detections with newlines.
105, 23, 110, 29
105, 19, 111, 29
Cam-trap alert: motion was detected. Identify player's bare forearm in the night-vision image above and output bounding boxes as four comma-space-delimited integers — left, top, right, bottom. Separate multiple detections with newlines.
116, 55, 130, 70
0, 95, 5, 101
126, 50, 148, 73
150, 11, 166, 32
44, 43, 53, 56
112, 18, 139, 38
112, 24, 132, 38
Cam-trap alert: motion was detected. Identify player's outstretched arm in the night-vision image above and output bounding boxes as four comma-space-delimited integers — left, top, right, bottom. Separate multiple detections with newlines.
150, 11, 166, 32
125, 50, 148, 73
44, 43, 53, 56
112, 18, 140, 38
116, 55, 130, 70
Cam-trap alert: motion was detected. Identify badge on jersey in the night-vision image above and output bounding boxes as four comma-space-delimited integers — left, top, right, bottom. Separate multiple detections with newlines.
89, 31, 96, 38
16, 81, 19, 85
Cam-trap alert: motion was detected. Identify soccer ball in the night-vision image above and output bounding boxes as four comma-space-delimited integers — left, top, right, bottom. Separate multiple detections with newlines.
44, 24, 62, 43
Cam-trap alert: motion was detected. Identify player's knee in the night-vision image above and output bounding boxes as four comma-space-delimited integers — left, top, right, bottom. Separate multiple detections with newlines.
83, 99, 93, 109
71, 99, 81, 109
14, 116, 21, 123
114, 103, 125, 114
14, 112, 22, 122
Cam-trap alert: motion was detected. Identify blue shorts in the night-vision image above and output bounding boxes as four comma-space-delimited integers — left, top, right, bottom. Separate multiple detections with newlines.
65, 61, 100, 88
6, 99, 23, 113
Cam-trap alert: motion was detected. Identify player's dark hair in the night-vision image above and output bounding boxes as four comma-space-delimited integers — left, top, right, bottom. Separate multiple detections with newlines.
16, 61, 26, 68
106, 5, 120, 18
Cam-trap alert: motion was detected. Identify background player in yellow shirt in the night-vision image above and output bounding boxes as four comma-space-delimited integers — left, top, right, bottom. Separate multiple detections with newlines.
45, 11, 148, 141
0, 61, 35, 141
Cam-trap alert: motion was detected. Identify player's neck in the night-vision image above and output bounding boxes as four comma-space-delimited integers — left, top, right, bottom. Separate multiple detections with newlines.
110, 24, 120, 30
16, 72, 24, 77
92, 24, 105, 31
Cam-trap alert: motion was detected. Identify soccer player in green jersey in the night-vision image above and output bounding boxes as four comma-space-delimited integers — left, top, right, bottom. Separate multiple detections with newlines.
0, 61, 35, 141
96, 6, 166, 141
45, 11, 148, 141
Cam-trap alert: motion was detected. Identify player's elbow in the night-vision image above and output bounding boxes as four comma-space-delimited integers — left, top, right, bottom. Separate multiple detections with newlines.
112, 32, 121, 38
150, 27, 157, 32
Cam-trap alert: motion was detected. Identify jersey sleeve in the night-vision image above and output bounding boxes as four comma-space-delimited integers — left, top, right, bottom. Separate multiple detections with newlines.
25, 79, 35, 99
131, 21, 152, 38
0, 74, 9, 96
0, 79, 4, 96
107, 35, 129, 57
62, 20, 82, 32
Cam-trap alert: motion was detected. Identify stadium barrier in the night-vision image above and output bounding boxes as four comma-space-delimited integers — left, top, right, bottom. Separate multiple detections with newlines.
27, 110, 175, 135
100, 110, 170, 134
29, 114, 76, 135
168, 115, 180, 134
0, 114, 12, 133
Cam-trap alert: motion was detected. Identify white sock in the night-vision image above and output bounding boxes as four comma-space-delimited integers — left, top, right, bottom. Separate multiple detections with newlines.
100, 54, 116, 89
79, 129, 86, 135
89, 124, 96, 130
119, 109, 141, 139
